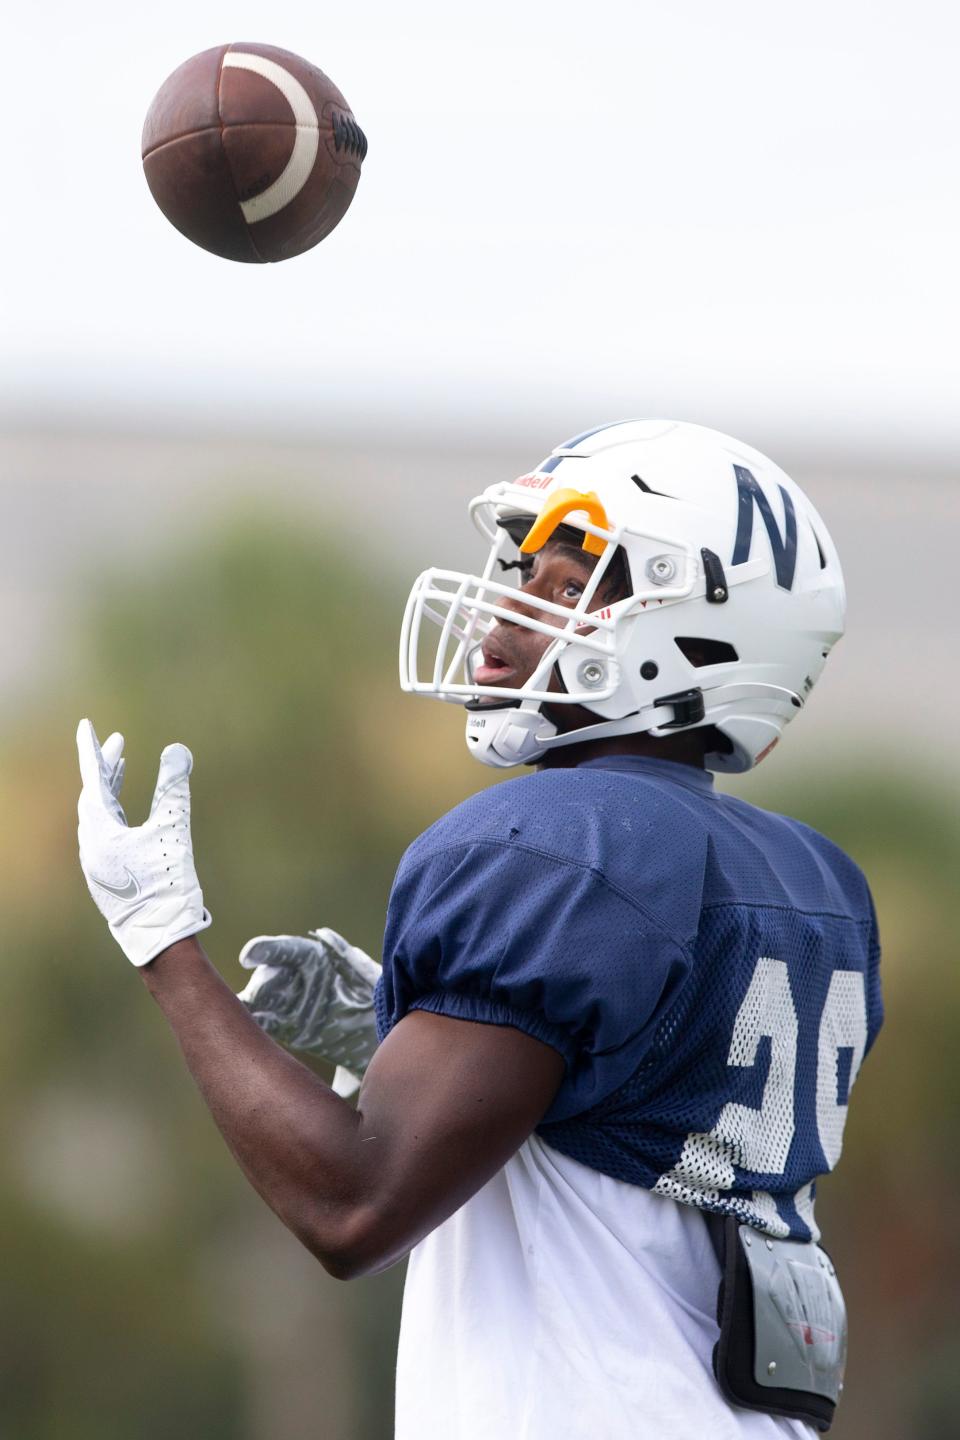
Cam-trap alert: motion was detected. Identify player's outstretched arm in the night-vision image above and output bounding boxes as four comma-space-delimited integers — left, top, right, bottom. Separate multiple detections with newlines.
75, 718, 563, 1278
142, 936, 564, 1278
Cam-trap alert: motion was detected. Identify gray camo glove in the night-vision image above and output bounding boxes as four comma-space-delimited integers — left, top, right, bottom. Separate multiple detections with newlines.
237, 928, 381, 1098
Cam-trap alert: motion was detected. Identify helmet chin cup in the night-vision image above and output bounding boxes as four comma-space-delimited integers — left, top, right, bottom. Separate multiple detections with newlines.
464, 706, 558, 768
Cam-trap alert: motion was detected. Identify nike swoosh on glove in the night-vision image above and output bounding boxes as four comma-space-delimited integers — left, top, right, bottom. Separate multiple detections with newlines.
237, 929, 381, 1095
76, 719, 212, 967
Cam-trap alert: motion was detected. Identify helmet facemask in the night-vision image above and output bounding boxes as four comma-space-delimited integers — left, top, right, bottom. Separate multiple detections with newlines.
400, 484, 700, 766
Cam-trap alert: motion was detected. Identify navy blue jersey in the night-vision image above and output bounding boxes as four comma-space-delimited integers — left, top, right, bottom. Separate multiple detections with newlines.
375, 756, 882, 1240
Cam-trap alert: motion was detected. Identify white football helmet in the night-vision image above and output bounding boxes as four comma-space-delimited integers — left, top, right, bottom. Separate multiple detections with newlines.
400, 420, 845, 772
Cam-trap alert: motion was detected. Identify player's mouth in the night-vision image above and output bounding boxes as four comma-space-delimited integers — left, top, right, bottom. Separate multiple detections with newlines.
472, 632, 523, 687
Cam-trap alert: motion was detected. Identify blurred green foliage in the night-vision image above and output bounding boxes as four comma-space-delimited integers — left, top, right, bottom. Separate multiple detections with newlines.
0, 509, 955, 1438
750, 769, 960, 1439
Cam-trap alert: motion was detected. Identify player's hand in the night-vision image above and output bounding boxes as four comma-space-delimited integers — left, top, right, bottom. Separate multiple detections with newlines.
76, 719, 212, 967
237, 929, 381, 1095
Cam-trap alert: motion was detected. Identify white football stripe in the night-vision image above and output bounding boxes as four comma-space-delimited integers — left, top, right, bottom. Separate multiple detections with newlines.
222, 51, 320, 225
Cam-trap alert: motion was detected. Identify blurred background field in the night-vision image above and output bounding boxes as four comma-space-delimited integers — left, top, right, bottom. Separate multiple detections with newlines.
0, 443, 956, 1440
3, 0, 959, 1436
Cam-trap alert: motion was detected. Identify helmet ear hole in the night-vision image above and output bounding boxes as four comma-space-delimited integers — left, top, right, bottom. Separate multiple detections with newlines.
675, 637, 739, 667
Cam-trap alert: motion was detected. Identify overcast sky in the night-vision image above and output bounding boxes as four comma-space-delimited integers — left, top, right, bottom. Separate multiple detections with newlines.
3, 0, 959, 451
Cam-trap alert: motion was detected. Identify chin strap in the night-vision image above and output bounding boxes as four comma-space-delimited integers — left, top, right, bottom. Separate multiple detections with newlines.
465, 697, 684, 768
464, 682, 800, 769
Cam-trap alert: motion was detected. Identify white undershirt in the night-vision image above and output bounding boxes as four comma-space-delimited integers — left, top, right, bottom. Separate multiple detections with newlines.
395, 1135, 816, 1440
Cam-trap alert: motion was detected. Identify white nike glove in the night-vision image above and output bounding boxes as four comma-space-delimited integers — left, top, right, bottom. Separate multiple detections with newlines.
237, 929, 381, 1096
76, 719, 212, 967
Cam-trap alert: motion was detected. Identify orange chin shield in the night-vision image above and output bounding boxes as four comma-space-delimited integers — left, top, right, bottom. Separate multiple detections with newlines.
518, 488, 611, 558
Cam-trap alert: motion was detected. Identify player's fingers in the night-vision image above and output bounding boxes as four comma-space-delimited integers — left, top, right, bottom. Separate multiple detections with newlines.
100, 731, 124, 769
311, 928, 382, 985
77, 719, 128, 827
238, 936, 290, 971
101, 733, 126, 797
238, 935, 318, 971
149, 742, 192, 819
309, 927, 352, 962
111, 758, 126, 798
239, 936, 274, 971
76, 718, 108, 794
309, 929, 363, 989
236, 963, 284, 1005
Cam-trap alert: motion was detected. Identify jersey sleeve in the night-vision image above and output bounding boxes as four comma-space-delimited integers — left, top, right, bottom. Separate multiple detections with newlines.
375, 835, 693, 1123
864, 887, 884, 1053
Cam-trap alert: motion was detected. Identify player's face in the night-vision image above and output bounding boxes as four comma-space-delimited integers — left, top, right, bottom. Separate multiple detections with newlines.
472, 538, 621, 689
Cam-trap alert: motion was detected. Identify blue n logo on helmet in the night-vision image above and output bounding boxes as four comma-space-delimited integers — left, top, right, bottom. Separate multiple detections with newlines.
732, 466, 798, 590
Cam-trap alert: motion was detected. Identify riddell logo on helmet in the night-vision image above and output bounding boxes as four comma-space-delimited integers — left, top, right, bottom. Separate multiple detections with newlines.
515, 473, 553, 490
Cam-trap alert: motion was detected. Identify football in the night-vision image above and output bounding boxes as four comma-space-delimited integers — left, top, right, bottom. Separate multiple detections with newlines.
141, 42, 367, 263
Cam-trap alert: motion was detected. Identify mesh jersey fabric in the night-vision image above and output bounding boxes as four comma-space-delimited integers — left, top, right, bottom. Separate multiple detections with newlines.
376, 755, 882, 1240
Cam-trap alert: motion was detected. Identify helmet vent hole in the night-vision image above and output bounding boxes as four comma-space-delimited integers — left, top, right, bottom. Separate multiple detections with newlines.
812, 527, 828, 569
640, 661, 659, 680
675, 637, 739, 667
630, 473, 673, 499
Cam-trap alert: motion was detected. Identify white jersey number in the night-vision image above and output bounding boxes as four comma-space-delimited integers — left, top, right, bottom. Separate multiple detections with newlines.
817, 970, 868, 1168
655, 958, 867, 1235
